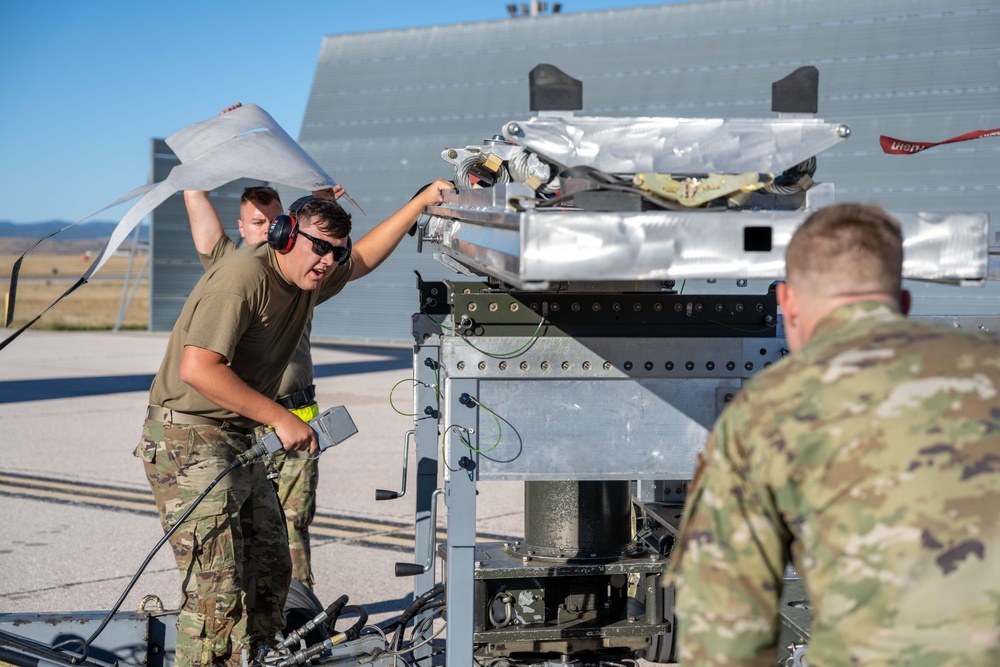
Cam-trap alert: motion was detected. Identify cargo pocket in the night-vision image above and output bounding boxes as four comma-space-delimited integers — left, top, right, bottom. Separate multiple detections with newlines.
175, 610, 214, 667
133, 420, 164, 463
191, 515, 241, 662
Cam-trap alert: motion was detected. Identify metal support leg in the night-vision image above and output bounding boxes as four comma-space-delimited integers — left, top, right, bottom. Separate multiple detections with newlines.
411, 317, 442, 666
444, 377, 478, 667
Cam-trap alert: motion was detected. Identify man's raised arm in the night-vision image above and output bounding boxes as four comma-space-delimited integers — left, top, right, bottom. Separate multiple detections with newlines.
184, 190, 226, 255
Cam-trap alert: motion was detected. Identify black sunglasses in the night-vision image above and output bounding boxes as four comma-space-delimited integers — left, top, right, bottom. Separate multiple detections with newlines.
297, 229, 352, 265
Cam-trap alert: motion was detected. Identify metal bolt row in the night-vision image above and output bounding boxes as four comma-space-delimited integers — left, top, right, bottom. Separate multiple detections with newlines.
452, 359, 774, 372
467, 301, 769, 314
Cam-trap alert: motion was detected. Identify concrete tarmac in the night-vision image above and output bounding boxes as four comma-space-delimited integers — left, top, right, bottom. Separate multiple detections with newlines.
0, 330, 525, 622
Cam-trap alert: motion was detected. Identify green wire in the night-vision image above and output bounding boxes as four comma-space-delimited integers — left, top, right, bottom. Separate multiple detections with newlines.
389, 378, 426, 417
459, 316, 546, 359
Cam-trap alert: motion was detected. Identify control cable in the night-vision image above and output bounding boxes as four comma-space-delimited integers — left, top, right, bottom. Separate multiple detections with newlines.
53, 445, 271, 663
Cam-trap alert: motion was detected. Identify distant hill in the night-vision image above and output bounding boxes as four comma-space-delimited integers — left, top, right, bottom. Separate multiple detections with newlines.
0, 220, 149, 241
0, 221, 150, 254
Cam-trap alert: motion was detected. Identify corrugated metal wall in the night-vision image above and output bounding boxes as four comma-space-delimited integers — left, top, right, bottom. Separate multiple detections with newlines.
152, 0, 1000, 340
148, 140, 267, 331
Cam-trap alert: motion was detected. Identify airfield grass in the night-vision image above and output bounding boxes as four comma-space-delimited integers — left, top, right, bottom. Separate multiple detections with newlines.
0, 252, 149, 330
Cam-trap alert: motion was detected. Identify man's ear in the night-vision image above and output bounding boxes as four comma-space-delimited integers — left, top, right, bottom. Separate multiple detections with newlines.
237, 219, 246, 239
776, 281, 792, 312
900, 289, 911, 316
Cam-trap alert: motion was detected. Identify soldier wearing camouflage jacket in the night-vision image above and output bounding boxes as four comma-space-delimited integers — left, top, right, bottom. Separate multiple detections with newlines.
671, 203, 1000, 666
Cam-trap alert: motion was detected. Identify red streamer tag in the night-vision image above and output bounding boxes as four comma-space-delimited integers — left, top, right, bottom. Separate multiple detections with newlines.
880, 128, 1000, 154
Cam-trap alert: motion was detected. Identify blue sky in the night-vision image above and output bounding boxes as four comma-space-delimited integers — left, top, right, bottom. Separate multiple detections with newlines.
0, 0, 673, 223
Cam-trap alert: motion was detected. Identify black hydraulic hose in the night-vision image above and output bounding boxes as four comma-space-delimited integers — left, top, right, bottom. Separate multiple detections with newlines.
0, 629, 113, 667
276, 604, 370, 667
280, 594, 349, 650
335, 605, 369, 642
388, 584, 445, 652
54, 458, 244, 663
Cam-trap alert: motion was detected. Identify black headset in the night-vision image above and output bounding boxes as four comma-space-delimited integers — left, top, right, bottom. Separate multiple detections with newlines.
267, 196, 320, 254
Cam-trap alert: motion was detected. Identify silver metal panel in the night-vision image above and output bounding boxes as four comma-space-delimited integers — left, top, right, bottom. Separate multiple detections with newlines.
441, 335, 786, 380
470, 377, 725, 481
422, 186, 989, 288
439, 335, 788, 480
506, 115, 849, 174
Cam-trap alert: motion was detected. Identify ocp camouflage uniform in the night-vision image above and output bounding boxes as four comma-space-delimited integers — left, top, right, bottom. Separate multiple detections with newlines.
138, 242, 353, 667
671, 301, 1000, 666
270, 400, 320, 587
135, 421, 290, 667
202, 236, 321, 588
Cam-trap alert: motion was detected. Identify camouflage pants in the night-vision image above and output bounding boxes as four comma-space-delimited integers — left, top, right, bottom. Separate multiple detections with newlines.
135, 420, 292, 667
271, 402, 320, 587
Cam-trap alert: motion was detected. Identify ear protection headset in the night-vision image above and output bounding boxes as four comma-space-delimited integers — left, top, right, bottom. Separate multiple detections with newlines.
267, 196, 321, 254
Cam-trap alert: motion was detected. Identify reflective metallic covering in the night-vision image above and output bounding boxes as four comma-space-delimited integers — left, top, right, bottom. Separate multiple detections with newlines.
421, 184, 990, 290
504, 115, 850, 174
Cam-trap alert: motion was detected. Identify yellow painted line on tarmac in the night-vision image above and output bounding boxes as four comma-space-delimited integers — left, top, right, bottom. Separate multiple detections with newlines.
1, 484, 155, 514
0, 473, 151, 502
0, 471, 514, 548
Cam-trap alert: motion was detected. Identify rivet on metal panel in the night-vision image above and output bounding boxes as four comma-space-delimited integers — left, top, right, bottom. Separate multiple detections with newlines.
592, 302, 602, 312
685, 361, 695, 371
727, 361, 736, 371
603, 361, 613, 371
468, 303, 477, 312
706, 361, 715, 371
499, 361, 508, 371
489, 302, 498, 312
736, 303, 745, 312
654, 302, 663, 312
582, 361, 592, 371
644, 361, 653, 371
665, 361, 674, 371
510, 303, 519, 312
836, 124, 851, 138
624, 361, 633, 371
562, 361, 571, 370
478, 361, 487, 370
520, 361, 530, 370
745, 362, 755, 371
541, 361, 550, 371
457, 361, 466, 370
715, 303, 724, 312
613, 303, 622, 312
571, 302, 581, 312
551, 302, 560, 312
674, 303, 683, 312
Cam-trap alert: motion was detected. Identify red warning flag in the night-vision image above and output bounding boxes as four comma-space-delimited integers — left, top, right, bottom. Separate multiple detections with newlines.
880, 128, 1000, 155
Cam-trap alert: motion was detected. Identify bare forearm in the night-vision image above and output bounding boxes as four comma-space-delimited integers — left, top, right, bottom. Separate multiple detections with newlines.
184, 190, 226, 255
179, 346, 315, 451
350, 179, 452, 280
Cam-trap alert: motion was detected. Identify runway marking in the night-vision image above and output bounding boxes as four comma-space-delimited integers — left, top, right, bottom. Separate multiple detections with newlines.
0, 471, 513, 553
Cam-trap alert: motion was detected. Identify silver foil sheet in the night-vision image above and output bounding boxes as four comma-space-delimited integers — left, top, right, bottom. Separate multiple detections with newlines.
503, 115, 850, 174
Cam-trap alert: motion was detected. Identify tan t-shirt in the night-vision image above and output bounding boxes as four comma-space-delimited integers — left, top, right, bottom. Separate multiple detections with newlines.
201, 237, 313, 399
149, 242, 351, 426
